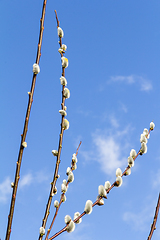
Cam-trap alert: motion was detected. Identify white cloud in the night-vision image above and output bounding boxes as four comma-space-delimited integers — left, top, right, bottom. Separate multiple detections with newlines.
109, 75, 153, 92
19, 173, 33, 188
0, 177, 12, 203
109, 115, 119, 128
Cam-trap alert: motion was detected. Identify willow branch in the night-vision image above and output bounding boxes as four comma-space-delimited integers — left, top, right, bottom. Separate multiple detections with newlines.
5, 1, 47, 240
45, 142, 82, 240
38, 10, 68, 240
147, 193, 160, 240
48, 128, 153, 240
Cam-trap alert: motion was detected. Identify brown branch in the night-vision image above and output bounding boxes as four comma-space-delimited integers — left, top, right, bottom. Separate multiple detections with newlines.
48, 127, 153, 239
45, 142, 82, 240
5, 1, 47, 240
147, 193, 160, 240
38, 10, 68, 240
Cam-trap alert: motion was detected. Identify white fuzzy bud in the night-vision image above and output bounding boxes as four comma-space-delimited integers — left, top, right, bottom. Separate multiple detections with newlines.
130, 149, 137, 159
72, 153, 77, 163
54, 200, 59, 208
57, 27, 64, 38
68, 171, 74, 183
115, 176, 123, 187
66, 167, 72, 175
65, 215, 71, 224
62, 44, 67, 51
140, 134, 147, 143
64, 106, 67, 111
63, 179, 67, 186
22, 142, 27, 148
104, 181, 111, 191
124, 167, 131, 176
84, 200, 93, 214
60, 76, 67, 86
116, 168, 122, 177
39, 227, 45, 236
61, 183, 67, 193
62, 194, 66, 202
52, 150, 58, 156
58, 47, 63, 53
140, 142, 147, 154
33, 63, 40, 74
71, 162, 77, 170
98, 185, 106, 197
96, 196, 104, 206
59, 109, 67, 116
128, 156, 134, 167
74, 212, 82, 224
63, 119, 69, 130
143, 128, 150, 139
61, 56, 69, 68
150, 121, 155, 130
66, 220, 75, 233
63, 88, 70, 99
11, 182, 14, 188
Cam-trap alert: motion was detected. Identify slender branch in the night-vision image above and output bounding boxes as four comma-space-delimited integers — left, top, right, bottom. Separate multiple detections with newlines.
147, 193, 160, 240
38, 10, 68, 240
48, 128, 153, 239
5, 1, 47, 240
45, 142, 82, 240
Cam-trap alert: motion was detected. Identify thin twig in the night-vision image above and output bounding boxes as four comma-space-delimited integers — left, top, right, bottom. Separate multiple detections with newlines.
48, 128, 153, 240
38, 10, 68, 240
147, 193, 160, 240
5, 1, 47, 240
45, 142, 82, 240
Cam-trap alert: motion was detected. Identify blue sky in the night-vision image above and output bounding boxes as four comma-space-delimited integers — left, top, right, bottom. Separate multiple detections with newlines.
0, 0, 160, 239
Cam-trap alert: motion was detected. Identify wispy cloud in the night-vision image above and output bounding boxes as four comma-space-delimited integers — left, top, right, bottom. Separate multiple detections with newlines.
0, 177, 12, 203
19, 173, 33, 188
109, 75, 153, 92
81, 126, 131, 177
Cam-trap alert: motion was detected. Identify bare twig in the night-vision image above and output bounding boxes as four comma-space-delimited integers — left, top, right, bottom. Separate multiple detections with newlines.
5, 1, 47, 240
147, 193, 160, 240
38, 10, 69, 240
48, 128, 153, 240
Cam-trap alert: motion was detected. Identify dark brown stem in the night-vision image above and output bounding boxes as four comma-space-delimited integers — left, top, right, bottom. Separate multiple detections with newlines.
45, 142, 82, 240
5, 1, 47, 240
147, 193, 160, 240
38, 10, 67, 240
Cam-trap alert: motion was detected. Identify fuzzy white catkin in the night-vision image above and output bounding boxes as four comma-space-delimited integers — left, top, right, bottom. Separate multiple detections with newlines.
61, 183, 67, 193
74, 212, 82, 224
63, 119, 69, 130
62, 44, 67, 51
71, 162, 77, 170
62, 194, 66, 202
57, 27, 64, 38
11, 182, 14, 188
39, 227, 45, 235
63, 179, 67, 186
128, 156, 134, 167
130, 149, 137, 158
140, 142, 147, 154
52, 150, 58, 156
68, 171, 74, 183
66, 220, 75, 233
115, 176, 123, 187
98, 185, 106, 197
59, 109, 67, 116
125, 168, 131, 176
22, 142, 27, 148
61, 57, 69, 68
54, 200, 59, 208
72, 153, 78, 163
150, 121, 155, 130
60, 76, 67, 86
64, 215, 71, 224
97, 198, 104, 206
66, 167, 72, 175
33, 63, 40, 74
63, 88, 70, 99
104, 181, 111, 191
116, 168, 122, 177
140, 134, 147, 144
143, 128, 150, 139
84, 200, 93, 214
